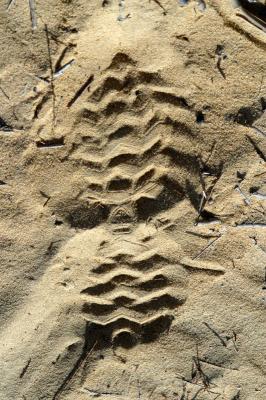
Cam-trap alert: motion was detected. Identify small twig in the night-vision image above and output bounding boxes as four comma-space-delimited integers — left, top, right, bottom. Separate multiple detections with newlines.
80, 388, 123, 396
44, 24, 56, 132
192, 236, 221, 259
191, 387, 205, 400
0, 86, 10, 100
28, 0, 37, 29
151, 0, 167, 14
204, 322, 227, 347
7, 0, 15, 11
20, 358, 31, 379
196, 160, 223, 223
197, 190, 207, 217
231, 331, 239, 352
235, 184, 250, 205
54, 45, 74, 71
53, 340, 97, 400
54, 59, 75, 79
217, 57, 226, 79
246, 135, 266, 162
40, 191, 51, 207
212, 392, 222, 400
198, 358, 238, 371
138, 379, 141, 399
192, 345, 210, 388
176, 373, 204, 387
262, 267, 266, 290
67, 75, 94, 108
122, 239, 149, 249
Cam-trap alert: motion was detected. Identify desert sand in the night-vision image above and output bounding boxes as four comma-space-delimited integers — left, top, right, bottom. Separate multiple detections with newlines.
0, 0, 265, 399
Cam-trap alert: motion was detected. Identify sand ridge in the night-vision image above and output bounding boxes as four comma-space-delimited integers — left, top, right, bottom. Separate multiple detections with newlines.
0, 0, 265, 399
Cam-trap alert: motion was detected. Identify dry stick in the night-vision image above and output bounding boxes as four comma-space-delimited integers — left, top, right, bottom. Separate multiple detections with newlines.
197, 191, 207, 221
54, 340, 97, 400
191, 387, 205, 400
192, 236, 221, 260
54, 59, 75, 79
196, 157, 223, 224
198, 358, 238, 371
44, 24, 56, 133
29, 0, 37, 29
138, 379, 141, 400
151, 0, 167, 14
246, 135, 266, 162
235, 184, 250, 206
263, 267, 266, 289
176, 373, 203, 388
20, 358, 32, 379
203, 322, 227, 347
122, 239, 149, 249
54, 45, 72, 71
0, 86, 10, 100
7, 0, 15, 11
193, 345, 210, 388
197, 176, 219, 223
231, 331, 239, 352
67, 75, 94, 108
40, 191, 50, 207
216, 57, 226, 79
195, 161, 208, 224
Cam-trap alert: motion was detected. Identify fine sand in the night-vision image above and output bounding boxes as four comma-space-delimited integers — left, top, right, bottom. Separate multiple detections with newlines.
0, 0, 265, 399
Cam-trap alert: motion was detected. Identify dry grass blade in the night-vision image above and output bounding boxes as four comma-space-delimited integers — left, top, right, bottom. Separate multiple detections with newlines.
44, 24, 56, 131
7, 0, 15, 11
29, 0, 37, 29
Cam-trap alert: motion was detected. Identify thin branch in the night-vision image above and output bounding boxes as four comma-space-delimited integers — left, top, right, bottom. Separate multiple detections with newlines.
192, 236, 221, 259
151, 0, 167, 14
44, 24, 56, 132
67, 75, 94, 108
20, 358, 31, 379
204, 322, 227, 347
0, 86, 10, 100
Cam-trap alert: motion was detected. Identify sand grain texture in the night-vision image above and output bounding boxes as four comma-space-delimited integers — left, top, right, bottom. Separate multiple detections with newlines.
0, 0, 266, 399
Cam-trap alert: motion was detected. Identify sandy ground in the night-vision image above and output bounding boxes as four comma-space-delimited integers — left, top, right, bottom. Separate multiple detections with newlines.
0, 0, 265, 399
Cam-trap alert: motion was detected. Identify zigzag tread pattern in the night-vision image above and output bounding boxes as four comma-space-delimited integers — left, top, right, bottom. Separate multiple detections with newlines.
69, 52, 199, 213
80, 244, 188, 345
68, 52, 201, 344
